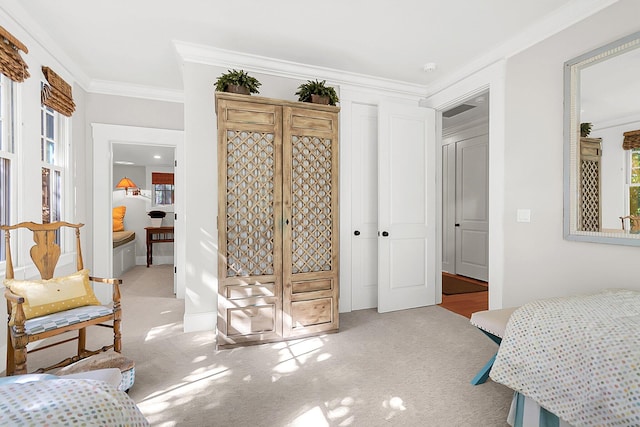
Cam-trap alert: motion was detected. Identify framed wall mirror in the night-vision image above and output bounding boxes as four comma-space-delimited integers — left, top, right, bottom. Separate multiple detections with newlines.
564, 31, 640, 246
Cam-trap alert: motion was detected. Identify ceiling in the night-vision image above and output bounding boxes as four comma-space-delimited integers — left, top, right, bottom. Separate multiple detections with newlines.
3, 0, 610, 98
113, 143, 175, 167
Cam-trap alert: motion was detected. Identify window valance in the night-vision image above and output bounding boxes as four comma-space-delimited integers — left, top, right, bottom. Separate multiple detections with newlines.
152, 172, 174, 185
623, 129, 640, 150
41, 66, 75, 116
0, 26, 29, 82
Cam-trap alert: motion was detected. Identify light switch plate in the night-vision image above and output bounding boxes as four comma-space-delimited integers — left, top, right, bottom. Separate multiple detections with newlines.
517, 209, 531, 223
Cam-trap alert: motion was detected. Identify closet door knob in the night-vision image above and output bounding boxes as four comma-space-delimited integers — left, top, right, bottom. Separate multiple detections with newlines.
382, 231, 389, 237
354, 230, 361, 236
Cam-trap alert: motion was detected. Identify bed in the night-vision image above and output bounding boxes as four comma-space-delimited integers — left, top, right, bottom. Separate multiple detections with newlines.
0, 376, 148, 426
489, 289, 640, 427
113, 230, 136, 277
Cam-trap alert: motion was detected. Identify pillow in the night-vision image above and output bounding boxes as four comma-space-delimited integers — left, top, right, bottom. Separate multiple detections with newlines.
113, 205, 126, 232
5, 269, 101, 325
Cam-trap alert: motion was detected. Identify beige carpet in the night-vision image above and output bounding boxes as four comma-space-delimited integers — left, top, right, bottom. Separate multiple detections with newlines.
17, 265, 512, 426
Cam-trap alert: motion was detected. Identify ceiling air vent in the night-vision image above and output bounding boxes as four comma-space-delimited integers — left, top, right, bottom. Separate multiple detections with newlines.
443, 104, 476, 118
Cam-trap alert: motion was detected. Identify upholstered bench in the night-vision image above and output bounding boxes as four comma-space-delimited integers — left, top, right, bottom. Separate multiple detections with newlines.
56, 351, 135, 391
469, 306, 518, 385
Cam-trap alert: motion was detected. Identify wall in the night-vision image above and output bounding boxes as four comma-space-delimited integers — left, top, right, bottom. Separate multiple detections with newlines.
182, 62, 218, 331
502, 0, 640, 306
82, 93, 183, 271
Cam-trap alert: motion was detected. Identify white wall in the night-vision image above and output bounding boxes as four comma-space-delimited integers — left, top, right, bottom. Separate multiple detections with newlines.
502, 0, 640, 306
182, 62, 218, 331
83, 93, 183, 271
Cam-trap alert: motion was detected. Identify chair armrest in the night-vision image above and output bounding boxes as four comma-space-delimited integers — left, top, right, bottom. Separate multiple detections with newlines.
4, 287, 25, 304
89, 276, 122, 286
4, 288, 26, 330
88, 276, 122, 304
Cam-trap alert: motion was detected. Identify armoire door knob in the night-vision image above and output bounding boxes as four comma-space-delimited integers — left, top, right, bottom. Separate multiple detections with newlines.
354, 230, 360, 236
382, 231, 389, 237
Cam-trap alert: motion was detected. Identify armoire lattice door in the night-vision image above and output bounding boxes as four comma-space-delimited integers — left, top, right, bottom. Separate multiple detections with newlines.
579, 137, 602, 232
216, 92, 339, 347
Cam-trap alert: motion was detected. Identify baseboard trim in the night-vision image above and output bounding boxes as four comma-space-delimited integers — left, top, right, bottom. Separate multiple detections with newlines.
183, 311, 216, 333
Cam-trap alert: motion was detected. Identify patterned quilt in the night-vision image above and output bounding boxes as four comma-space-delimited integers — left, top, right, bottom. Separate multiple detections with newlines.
0, 378, 149, 426
490, 289, 640, 427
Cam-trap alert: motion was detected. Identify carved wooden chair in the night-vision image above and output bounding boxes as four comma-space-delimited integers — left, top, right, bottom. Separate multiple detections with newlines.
2, 221, 122, 375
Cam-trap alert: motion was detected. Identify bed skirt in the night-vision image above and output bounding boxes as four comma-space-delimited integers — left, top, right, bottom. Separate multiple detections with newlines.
508, 392, 573, 427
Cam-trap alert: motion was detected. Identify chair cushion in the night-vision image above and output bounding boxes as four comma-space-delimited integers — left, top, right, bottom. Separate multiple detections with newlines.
5, 269, 101, 325
22, 305, 113, 335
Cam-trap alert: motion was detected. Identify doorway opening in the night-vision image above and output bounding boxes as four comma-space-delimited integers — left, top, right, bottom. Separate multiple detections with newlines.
92, 123, 185, 303
439, 91, 489, 318
112, 143, 176, 293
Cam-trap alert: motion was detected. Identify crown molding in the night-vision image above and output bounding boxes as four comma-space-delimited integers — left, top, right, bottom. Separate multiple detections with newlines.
0, 0, 91, 89
1, 0, 621, 104
425, 0, 620, 98
88, 79, 184, 103
173, 40, 427, 98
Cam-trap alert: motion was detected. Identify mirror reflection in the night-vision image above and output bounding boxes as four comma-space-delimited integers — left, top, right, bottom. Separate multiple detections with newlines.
565, 31, 640, 245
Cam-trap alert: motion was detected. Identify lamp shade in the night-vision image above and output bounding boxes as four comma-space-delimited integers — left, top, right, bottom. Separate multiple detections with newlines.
116, 177, 137, 193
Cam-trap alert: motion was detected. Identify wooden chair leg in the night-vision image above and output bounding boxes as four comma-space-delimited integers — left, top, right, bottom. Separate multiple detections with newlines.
6, 328, 15, 376
78, 328, 86, 357
12, 333, 28, 376
114, 317, 122, 353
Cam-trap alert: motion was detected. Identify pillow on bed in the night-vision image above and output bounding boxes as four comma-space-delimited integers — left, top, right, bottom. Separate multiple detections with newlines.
5, 269, 101, 325
113, 205, 126, 232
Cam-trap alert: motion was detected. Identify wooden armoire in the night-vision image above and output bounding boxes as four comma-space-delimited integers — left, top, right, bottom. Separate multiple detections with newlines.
215, 92, 339, 347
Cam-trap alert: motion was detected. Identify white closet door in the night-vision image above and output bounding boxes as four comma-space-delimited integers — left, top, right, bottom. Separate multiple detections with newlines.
455, 134, 489, 281
377, 102, 436, 313
351, 103, 379, 310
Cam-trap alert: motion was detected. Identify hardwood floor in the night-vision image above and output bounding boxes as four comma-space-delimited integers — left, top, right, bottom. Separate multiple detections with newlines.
439, 273, 488, 318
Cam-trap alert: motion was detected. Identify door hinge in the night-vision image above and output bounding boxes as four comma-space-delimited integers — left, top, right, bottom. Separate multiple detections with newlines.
174, 266, 177, 274
174, 213, 177, 220
175, 160, 177, 167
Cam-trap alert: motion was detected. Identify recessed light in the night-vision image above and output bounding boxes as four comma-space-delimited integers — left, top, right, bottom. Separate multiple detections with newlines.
114, 161, 135, 165
153, 155, 161, 159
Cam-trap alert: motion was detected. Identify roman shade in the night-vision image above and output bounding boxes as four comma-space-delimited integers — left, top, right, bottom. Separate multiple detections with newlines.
623, 129, 640, 150
0, 26, 29, 82
152, 172, 174, 185
41, 66, 75, 116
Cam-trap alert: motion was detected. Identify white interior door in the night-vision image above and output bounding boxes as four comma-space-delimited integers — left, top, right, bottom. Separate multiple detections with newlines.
455, 134, 489, 281
351, 103, 379, 310
377, 102, 436, 313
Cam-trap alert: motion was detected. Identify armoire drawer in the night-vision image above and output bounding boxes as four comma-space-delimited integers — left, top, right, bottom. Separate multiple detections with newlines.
291, 279, 332, 294
225, 283, 275, 299
291, 297, 333, 328
226, 303, 277, 336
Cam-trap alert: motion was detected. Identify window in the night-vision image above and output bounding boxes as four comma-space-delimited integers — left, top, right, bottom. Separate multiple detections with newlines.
629, 148, 640, 216
0, 74, 16, 262
152, 172, 174, 205
41, 85, 67, 233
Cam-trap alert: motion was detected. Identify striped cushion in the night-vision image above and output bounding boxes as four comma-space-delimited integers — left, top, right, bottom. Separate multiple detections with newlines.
21, 305, 113, 335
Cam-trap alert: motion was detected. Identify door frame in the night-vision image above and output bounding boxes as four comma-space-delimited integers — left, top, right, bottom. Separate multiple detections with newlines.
421, 60, 506, 309
91, 123, 186, 301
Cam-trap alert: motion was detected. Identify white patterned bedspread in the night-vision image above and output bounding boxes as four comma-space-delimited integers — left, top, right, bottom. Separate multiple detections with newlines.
490, 289, 640, 427
0, 378, 149, 426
